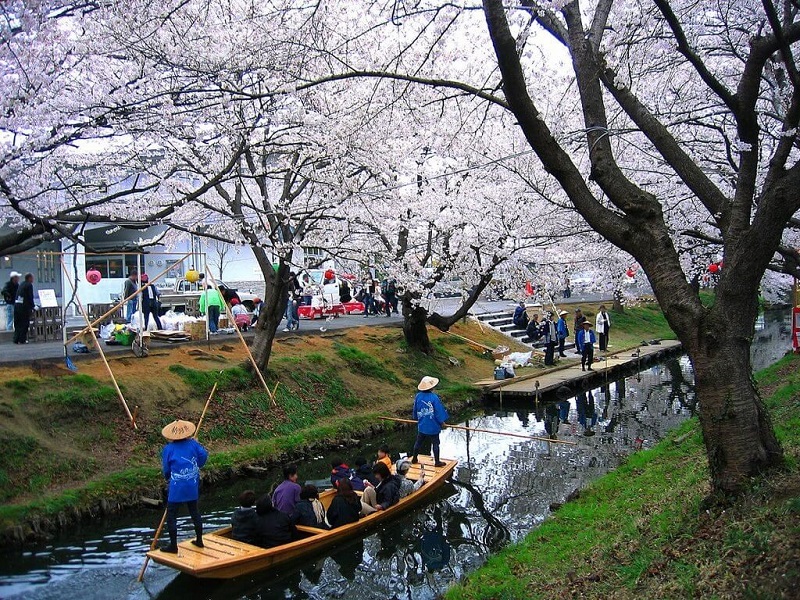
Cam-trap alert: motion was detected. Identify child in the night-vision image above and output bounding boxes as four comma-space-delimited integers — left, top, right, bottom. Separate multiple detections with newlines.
160, 419, 208, 553
376, 444, 392, 471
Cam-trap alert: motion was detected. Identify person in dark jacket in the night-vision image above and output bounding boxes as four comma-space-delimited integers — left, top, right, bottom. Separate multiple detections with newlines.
573, 309, 587, 354
360, 462, 400, 515
139, 273, 162, 330
2, 271, 20, 332
254, 494, 297, 548
512, 301, 529, 329
352, 456, 373, 488
330, 458, 352, 488
525, 313, 541, 343
160, 419, 208, 553
326, 479, 361, 529
123, 270, 138, 322
290, 485, 329, 529
231, 490, 259, 544
13, 273, 36, 344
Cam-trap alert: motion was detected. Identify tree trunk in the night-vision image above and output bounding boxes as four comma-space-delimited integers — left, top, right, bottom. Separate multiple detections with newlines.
612, 289, 625, 313
402, 293, 433, 354
689, 326, 783, 497
249, 258, 288, 373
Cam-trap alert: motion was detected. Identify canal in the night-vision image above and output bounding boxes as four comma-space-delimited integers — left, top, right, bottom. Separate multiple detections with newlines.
0, 309, 791, 600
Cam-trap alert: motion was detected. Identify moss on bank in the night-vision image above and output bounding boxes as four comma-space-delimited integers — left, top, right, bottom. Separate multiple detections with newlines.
446, 353, 800, 600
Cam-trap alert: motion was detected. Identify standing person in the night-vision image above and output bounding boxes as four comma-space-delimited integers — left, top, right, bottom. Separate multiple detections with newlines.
596, 305, 612, 351
578, 321, 596, 371
556, 310, 570, 358
286, 272, 301, 331
573, 309, 587, 354
386, 278, 398, 314
2, 271, 20, 332
140, 273, 162, 330
362, 278, 375, 317
160, 419, 208, 553
123, 270, 138, 322
411, 376, 449, 467
199, 284, 224, 333
272, 464, 301, 515
13, 273, 36, 345
562, 276, 571, 299
542, 312, 557, 366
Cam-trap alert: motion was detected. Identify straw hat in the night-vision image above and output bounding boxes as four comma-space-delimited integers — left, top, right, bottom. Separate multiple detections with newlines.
161, 419, 196, 441
418, 376, 440, 391
582, 321, 593, 327
558, 310, 568, 316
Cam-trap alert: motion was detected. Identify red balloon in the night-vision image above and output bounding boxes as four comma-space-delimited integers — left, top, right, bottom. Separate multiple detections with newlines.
626, 268, 635, 278
86, 268, 102, 285
708, 263, 719, 274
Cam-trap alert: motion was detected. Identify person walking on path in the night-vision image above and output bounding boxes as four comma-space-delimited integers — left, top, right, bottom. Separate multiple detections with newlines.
140, 273, 162, 330
573, 308, 587, 354
13, 273, 36, 344
556, 310, 569, 358
578, 321, 596, 371
411, 376, 449, 467
123, 270, 139, 322
2, 271, 20, 332
160, 419, 208, 553
199, 284, 224, 333
595, 305, 611, 351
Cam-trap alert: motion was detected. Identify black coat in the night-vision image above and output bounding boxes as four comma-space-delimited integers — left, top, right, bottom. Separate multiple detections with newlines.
255, 509, 297, 548
354, 464, 375, 486
326, 494, 361, 529
230, 507, 259, 544
290, 499, 328, 529
16, 281, 34, 310
2, 280, 18, 304
375, 475, 401, 510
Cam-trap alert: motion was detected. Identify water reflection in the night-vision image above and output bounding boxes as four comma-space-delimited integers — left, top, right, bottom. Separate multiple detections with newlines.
0, 347, 765, 599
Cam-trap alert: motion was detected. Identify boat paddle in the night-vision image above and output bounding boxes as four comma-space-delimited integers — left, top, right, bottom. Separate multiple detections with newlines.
378, 417, 577, 445
137, 381, 219, 583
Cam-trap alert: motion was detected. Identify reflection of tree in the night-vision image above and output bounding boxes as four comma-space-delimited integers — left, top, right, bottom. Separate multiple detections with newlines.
450, 480, 511, 551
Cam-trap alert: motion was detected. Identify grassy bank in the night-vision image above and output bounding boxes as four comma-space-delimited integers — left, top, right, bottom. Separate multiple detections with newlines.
447, 352, 800, 600
0, 303, 671, 542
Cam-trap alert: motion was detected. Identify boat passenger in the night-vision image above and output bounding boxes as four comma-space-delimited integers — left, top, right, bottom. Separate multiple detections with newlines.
395, 458, 424, 498
231, 490, 259, 544
254, 494, 297, 548
353, 456, 374, 487
159, 419, 208, 553
360, 462, 401, 515
330, 458, 351, 488
376, 444, 392, 471
272, 464, 301, 515
290, 485, 330, 529
326, 479, 362, 528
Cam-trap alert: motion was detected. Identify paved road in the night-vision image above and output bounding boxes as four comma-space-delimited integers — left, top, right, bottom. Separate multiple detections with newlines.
0, 292, 617, 366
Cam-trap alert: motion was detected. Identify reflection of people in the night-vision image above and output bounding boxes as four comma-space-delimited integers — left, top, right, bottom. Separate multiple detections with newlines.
412, 376, 449, 467
578, 321, 596, 371
596, 305, 611, 351
272, 464, 301, 515
231, 490, 259, 544
543, 403, 560, 439
326, 479, 362, 528
419, 505, 451, 571
576, 390, 598, 436
329, 538, 363, 579
160, 419, 208, 553
13, 273, 37, 345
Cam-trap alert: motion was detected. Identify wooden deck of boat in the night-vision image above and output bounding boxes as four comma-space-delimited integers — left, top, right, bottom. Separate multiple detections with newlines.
146, 455, 456, 579
475, 340, 682, 399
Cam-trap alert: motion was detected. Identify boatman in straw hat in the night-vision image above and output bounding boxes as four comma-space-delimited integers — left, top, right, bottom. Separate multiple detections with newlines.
411, 376, 449, 467
160, 419, 208, 553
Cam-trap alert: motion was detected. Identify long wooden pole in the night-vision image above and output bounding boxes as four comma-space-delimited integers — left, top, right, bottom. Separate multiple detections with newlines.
64, 251, 193, 346
137, 382, 219, 583
203, 269, 274, 405
60, 258, 137, 429
379, 416, 578, 446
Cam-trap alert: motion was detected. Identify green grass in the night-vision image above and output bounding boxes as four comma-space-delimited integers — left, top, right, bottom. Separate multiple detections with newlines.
334, 343, 401, 384
168, 364, 252, 391
446, 353, 800, 600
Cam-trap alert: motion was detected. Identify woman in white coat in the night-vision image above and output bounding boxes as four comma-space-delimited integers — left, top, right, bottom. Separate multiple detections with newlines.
595, 305, 611, 351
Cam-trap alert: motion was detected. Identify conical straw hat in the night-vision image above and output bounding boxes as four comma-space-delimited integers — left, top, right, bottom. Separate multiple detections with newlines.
161, 419, 196, 441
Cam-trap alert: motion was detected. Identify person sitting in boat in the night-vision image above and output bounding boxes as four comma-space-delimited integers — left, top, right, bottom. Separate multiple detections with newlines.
230, 490, 259, 544
395, 458, 425, 498
254, 494, 297, 548
159, 419, 208, 553
360, 462, 401, 515
330, 458, 366, 492
290, 485, 330, 530
326, 479, 362, 529
353, 456, 375, 487
376, 444, 392, 471
272, 464, 301, 515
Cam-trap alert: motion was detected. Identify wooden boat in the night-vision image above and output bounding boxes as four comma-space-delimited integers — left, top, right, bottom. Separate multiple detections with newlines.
146, 455, 457, 579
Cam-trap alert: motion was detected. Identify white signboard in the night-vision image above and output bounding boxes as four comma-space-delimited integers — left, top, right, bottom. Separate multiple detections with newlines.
37, 289, 58, 308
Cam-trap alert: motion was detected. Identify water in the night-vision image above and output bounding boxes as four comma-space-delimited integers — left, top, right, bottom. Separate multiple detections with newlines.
0, 310, 792, 600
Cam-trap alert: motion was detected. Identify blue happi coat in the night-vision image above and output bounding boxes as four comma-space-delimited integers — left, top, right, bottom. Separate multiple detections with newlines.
162, 438, 209, 503
413, 391, 449, 435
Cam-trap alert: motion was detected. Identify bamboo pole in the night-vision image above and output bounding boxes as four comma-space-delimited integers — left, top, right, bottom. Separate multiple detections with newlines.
60, 258, 137, 429
137, 382, 219, 583
64, 251, 193, 346
379, 417, 578, 446
203, 269, 274, 405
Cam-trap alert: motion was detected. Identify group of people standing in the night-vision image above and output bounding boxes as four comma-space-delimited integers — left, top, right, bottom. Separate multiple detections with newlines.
2, 271, 37, 344
513, 303, 612, 369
